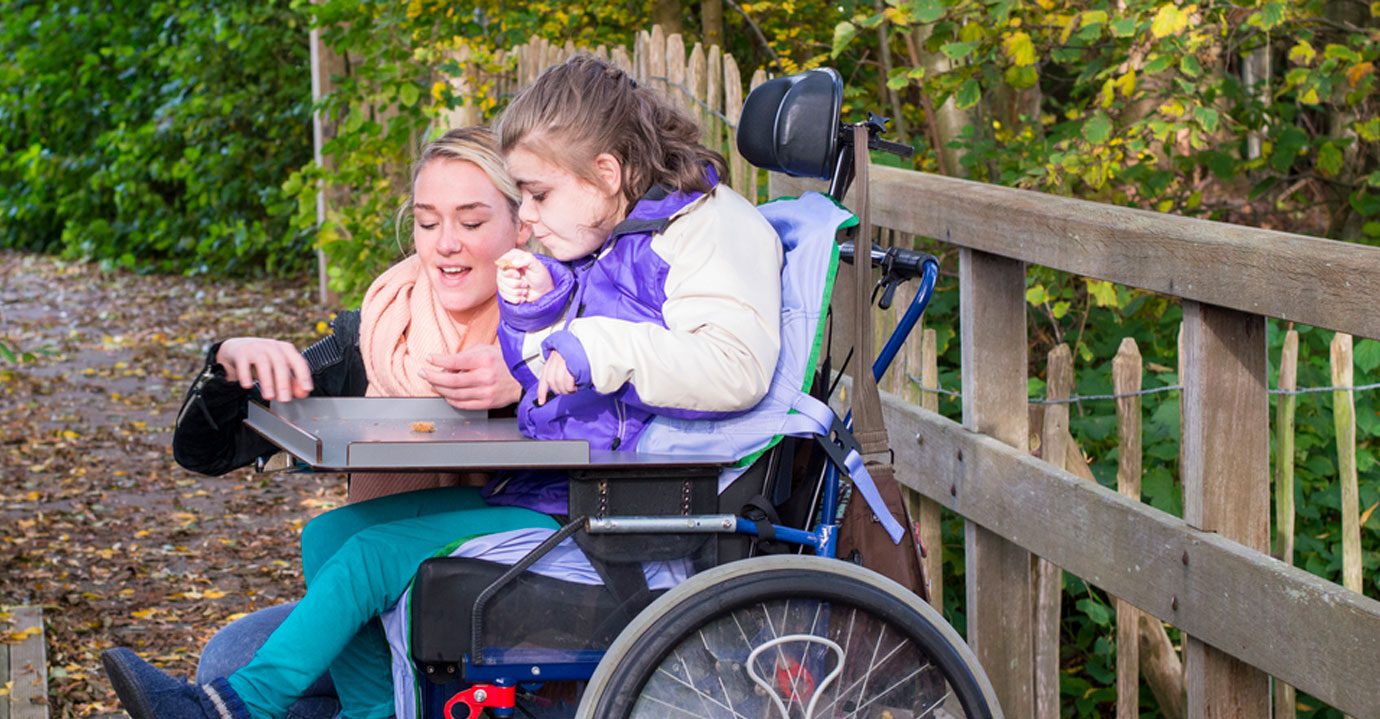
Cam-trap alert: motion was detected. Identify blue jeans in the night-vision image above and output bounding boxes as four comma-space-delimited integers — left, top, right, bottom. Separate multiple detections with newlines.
197, 602, 340, 719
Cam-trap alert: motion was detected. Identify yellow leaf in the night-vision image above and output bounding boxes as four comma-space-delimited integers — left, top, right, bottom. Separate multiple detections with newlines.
1100, 79, 1116, 108
1151, 5, 1184, 38
1, 626, 41, 644
1347, 62, 1375, 87
1289, 41, 1316, 66
1036, 0, 1056, 10
1117, 69, 1137, 98
203, 590, 227, 599
132, 609, 156, 619
1360, 501, 1379, 526
1300, 87, 1320, 105
1159, 99, 1186, 118
430, 81, 447, 104
1004, 31, 1037, 67
1058, 14, 1077, 44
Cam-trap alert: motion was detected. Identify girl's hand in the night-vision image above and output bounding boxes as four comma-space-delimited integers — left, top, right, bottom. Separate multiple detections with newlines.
215, 338, 314, 402
536, 350, 577, 405
495, 249, 555, 304
420, 345, 523, 410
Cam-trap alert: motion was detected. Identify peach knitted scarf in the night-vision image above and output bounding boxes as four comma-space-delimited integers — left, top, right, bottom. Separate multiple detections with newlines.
360, 255, 500, 398
351, 255, 499, 502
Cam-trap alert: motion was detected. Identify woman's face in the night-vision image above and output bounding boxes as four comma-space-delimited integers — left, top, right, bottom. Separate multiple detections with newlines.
412, 158, 520, 318
506, 147, 623, 262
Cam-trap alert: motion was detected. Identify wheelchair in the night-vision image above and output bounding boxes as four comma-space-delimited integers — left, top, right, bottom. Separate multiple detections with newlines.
398, 69, 1002, 719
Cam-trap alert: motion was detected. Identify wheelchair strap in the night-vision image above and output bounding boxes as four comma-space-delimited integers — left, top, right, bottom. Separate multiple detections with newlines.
848, 123, 890, 459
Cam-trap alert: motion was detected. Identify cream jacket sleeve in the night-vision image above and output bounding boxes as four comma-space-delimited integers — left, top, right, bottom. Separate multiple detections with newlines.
566, 186, 783, 413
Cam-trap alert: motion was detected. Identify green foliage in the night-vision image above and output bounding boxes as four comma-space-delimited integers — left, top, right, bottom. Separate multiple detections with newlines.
828, 0, 1378, 242
288, 0, 664, 304
0, 0, 313, 276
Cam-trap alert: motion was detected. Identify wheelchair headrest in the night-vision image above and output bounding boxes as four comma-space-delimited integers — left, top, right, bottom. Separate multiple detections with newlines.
736, 68, 843, 181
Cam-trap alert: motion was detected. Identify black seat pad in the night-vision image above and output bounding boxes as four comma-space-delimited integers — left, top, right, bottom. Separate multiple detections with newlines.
410, 557, 661, 677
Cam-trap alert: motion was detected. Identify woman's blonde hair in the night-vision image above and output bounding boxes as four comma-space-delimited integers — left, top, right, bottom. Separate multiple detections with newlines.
496, 55, 726, 210
396, 126, 519, 252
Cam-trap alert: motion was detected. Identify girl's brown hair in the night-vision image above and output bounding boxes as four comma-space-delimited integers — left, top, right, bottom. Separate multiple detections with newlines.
496, 55, 726, 210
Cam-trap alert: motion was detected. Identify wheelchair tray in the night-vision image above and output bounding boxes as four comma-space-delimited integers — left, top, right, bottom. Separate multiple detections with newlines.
244, 398, 736, 472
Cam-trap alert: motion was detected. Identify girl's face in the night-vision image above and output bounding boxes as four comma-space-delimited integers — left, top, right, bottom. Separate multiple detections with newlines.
506, 147, 624, 262
412, 159, 520, 319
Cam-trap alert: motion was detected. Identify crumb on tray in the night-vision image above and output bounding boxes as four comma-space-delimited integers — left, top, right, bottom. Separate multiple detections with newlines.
411, 421, 436, 433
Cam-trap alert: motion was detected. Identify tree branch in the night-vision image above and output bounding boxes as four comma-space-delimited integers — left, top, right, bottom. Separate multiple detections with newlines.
722, 0, 780, 68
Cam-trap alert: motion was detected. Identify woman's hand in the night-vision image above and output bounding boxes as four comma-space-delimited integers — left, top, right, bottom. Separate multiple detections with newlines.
536, 350, 577, 405
495, 249, 555, 304
421, 345, 523, 410
215, 338, 314, 402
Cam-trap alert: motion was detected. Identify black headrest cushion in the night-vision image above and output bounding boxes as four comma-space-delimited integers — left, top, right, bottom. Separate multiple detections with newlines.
736, 68, 842, 180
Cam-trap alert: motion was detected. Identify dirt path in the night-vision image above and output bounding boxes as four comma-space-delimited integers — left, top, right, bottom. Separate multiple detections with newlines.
0, 251, 347, 716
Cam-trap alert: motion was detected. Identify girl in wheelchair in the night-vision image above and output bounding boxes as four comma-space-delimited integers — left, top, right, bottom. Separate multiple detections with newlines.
102, 54, 787, 719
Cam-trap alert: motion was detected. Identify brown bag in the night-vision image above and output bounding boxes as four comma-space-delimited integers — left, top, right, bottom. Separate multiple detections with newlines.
833, 125, 930, 601
836, 461, 930, 601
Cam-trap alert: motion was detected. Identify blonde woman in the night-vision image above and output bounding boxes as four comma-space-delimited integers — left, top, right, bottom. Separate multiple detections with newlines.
103, 127, 559, 719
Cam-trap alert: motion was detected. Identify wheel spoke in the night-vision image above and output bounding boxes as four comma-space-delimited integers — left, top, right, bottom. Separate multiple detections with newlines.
698, 627, 739, 717
638, 688, 746, 719
815, 638, 924, 717
647, 659, 750, 719
842, 663, 935, 719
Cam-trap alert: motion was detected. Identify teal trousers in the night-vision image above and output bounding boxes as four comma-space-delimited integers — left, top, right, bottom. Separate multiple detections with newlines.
228, 487, 559, 719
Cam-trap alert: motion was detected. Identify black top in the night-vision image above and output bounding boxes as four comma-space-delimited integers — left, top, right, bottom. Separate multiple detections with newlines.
172, 311, 367, 476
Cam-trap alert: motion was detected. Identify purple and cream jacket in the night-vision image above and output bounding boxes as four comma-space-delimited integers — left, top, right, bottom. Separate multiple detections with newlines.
496, 175, 784, 454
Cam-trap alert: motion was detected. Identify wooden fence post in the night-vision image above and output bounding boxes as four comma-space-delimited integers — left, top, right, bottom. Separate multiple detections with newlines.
1332, 333, 1362, 601
648, 25, 667, 98
687, 43, 706, 142
1113, 337, 1143, 719
309, 18, 345, 307
1274, 327, 1299, 719
746, 68, 768, 202
666, 32, 686, 113
1035, 344, 1072, 719
706, 44, 723, 156
611, 45, 632, 73
722, 54, 746, 195
918, 328, 943, 611
960, 248, 1034, 718
1180, 301, 1271, 717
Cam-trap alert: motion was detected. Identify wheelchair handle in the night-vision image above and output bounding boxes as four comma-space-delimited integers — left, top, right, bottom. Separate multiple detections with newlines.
837, 241, 936, 281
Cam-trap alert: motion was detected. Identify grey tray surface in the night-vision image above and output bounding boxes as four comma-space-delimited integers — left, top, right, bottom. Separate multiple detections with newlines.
245, 397, 735, 472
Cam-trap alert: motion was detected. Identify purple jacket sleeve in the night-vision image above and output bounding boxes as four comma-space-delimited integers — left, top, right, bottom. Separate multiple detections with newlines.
498, 255, 576, 332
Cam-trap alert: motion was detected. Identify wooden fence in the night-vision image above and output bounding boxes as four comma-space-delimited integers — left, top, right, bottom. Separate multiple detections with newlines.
775, 164, 1380, 718
315, 25, 1380, 718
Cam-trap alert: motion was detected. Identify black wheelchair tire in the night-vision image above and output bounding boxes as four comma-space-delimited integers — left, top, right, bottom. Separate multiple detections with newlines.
575, 555, 1002, 719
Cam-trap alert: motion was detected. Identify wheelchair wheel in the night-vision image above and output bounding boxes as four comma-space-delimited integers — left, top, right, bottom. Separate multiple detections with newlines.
577, 555, 1001, 719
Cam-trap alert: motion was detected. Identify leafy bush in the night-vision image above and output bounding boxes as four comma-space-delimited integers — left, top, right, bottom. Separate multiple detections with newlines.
0, 0, 313, 276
